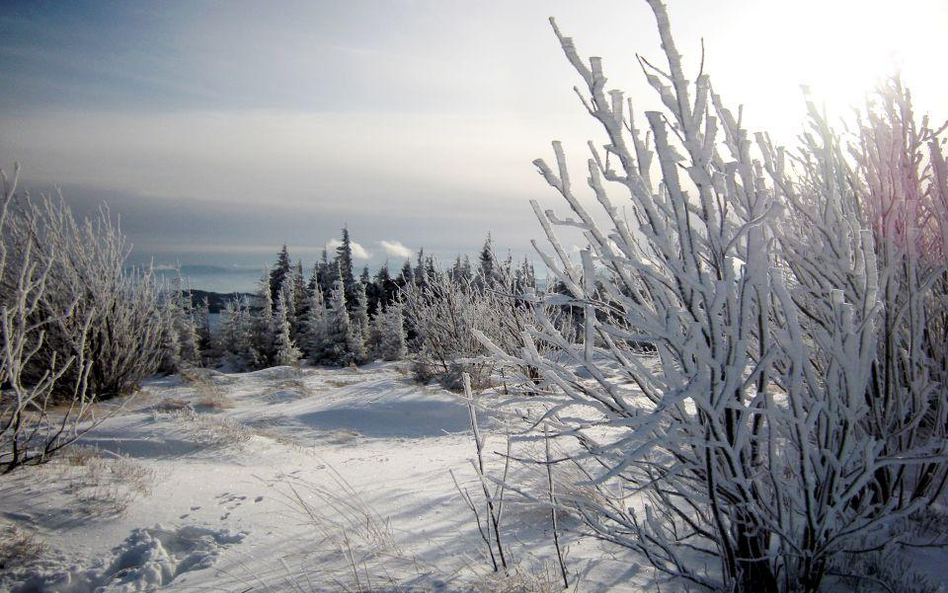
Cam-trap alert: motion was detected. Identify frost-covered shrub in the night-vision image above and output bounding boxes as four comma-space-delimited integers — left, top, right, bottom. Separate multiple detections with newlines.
403, 261, 562, 391
402, 268, 498, 389
1, 185, 166, 401
1, 167, 141, 472
479, 3, 948, 592
848, 80, 948, 506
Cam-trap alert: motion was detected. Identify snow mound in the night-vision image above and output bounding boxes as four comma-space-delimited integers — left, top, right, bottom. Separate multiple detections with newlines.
13, 525, 245, 593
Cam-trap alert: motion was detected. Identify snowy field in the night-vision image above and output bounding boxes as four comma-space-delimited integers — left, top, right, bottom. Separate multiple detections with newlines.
4, 364, 948, 593
0, 363, 662, 593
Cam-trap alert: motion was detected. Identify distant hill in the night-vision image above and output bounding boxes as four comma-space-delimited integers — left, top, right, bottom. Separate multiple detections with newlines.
184, 289, 258, 314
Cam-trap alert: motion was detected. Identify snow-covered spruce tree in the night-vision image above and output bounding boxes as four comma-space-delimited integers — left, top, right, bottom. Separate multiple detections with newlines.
272, 291, 302, 367
251, 269, 276, 368
160, 272, 201, 372
346, 315, 368, 367
383, 303, 407, 361
368, 307, 385, 360
335, 226, 356, 297
369, 303, 407, 362
292, 260, 307, 334
477, 233, 496, 288
351, 280, 371, 353
194, 297, 211, 354
477, 3, 946, 592
216, 297, 254, 370
322, 270, 364, 366
398, 258, 415, 288
302, 278, 327, 362
373, 262, 400, 310
280, 275, 299, 341
157, 304, 184, 374
268, 244, 292, 301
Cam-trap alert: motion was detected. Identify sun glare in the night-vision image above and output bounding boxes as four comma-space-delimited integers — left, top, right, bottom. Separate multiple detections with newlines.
727, 0, 947, 138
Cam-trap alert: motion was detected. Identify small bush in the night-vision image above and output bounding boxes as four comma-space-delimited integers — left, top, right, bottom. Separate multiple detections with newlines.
0, 524, 44, 571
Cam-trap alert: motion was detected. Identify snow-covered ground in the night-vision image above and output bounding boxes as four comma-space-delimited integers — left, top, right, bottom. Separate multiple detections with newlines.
0, 363, 650, 592
3, 362, 946, 593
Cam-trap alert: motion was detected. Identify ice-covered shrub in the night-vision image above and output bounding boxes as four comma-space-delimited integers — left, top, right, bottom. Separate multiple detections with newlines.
848, 79, 948, 506
402, 268, 498, 389
1, 183, 167, 400
478, 2, 948, 592
1, 166, 165, 472
403, 262, 546, 390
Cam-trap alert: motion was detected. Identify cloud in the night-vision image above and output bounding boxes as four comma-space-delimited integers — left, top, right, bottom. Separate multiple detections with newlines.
379, 240, 413, 259
326, 238, 371, 260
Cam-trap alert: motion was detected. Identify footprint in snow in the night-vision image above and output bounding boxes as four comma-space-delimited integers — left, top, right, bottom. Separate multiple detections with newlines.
15, 525, 246, 592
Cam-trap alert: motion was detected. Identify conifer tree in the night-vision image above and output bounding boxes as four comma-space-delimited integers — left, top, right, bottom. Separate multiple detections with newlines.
272, 291, 302, 367
194, 297, 211, 353
303, 278, 327, 361
318, 248, 333, 296
252, 268, 275, 368
164, 273, 201, 370
158, 304, 184, 373
398, 259, 415, 288
351, 280, 371, 352
292, 260, 307, 323
450, 255, 464, 281
323, 271, 355, 365
373, 262, 398, 309
335, 226, 355, 293
478, 232, 495, 286
378, 303, 407, 361
218, 297, 253, 369
423, 255, 436, 281
449, 255, 473, 283
368, 308, 384, 360
413, 248, 427, 287
518, 256, 536, 291
280, 277, 298, 339
269, 244, 292, 301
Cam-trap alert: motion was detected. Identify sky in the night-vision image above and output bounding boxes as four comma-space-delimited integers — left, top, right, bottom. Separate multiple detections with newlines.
2, 0, 947, 272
